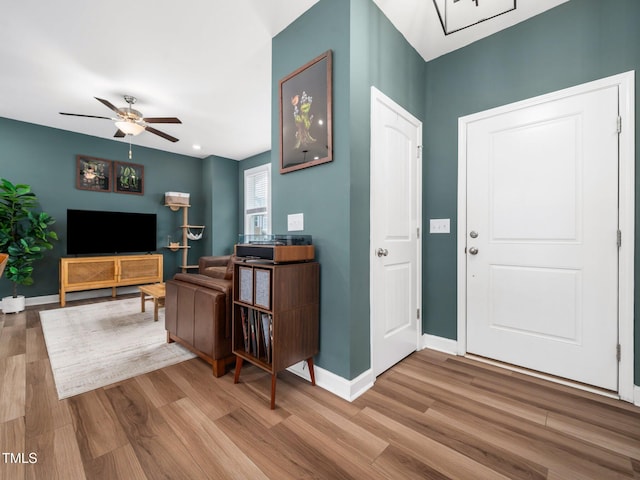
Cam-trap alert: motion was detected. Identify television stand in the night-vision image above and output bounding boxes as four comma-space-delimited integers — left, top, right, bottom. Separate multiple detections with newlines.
59, 254, 163, 306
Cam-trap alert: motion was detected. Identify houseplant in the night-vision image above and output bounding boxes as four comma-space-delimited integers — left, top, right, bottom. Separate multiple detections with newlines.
0, 178, 58, 313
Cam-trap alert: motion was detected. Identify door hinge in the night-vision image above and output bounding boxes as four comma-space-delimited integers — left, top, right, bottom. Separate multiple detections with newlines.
617, 344, 621, 362
417, 308, 420, 319
417, 145, 422, 158
616, 116, 622, 134
417, 227, 420, 239
617, 229, 622, 248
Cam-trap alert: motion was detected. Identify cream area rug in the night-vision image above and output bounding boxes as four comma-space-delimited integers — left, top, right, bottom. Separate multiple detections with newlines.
40, 297, 196, 399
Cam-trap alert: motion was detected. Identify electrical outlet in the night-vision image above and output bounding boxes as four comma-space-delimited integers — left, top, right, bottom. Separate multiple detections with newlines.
430, 218, 450, 234
288, 213, 304, 231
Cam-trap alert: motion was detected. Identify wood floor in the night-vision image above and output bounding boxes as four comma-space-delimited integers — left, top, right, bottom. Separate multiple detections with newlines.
1, 297, 639, 479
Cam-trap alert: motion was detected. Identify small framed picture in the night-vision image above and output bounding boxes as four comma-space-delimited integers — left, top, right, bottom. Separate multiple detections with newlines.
76, 155, 112, 192
114, 161, 144, 195
279, 50, 333, 174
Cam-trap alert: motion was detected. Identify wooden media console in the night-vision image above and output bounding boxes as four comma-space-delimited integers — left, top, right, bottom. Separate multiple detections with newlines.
59, 254, 163, 306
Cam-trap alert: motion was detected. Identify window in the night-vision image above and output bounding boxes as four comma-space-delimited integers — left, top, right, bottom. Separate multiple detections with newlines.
244, 163, 271, 235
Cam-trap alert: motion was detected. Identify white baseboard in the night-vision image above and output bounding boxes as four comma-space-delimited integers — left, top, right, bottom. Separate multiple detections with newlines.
287, 362, 375, 402
286, 334, 460, 402
286, 334, 459, 403
0, 287, 140, 311
421, 333, 458, 354
635, 385, 640, 407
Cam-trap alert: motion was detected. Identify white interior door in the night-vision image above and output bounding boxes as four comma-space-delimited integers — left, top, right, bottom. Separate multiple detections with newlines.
370, 87, 422, 377
465, 85, 620, 391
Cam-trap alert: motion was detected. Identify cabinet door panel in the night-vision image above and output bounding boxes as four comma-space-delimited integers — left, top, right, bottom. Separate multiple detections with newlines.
254, 269, 271, 309
66, 259, 115, 286
119, 257, 161, 281
238, 267, 254, 304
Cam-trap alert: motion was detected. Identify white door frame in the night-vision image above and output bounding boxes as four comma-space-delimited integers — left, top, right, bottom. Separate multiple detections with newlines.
370, 86, 423, 377
456, 71, 635, 402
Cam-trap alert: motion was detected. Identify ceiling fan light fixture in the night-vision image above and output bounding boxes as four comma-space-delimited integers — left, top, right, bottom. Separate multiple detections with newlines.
61, 95, 180, 142
115, 120, 145, 136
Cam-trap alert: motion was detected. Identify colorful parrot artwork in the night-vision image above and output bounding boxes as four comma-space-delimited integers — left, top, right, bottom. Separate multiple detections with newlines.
291, 91, 316, 149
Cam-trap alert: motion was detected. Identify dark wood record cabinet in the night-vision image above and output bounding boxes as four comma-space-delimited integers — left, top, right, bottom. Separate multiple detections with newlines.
232, 260, 319, 409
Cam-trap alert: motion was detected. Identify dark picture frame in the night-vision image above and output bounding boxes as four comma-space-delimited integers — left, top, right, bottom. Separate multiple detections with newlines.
76, 155, 112, 192
114, 161, 144, 195
279, 50, 332, 174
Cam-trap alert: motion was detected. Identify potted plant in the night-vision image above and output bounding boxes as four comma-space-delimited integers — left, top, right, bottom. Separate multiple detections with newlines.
0, 178, 58, 313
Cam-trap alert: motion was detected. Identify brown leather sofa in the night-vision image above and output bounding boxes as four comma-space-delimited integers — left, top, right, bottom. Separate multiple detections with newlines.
165, 255, 235, 377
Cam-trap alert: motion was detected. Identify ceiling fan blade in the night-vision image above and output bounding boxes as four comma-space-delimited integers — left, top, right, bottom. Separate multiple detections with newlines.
143, 117, 182, 124
95, 97, 123, 115
114, 129, 126, 138
145, 126, 179, 143
59, 112, 112, 120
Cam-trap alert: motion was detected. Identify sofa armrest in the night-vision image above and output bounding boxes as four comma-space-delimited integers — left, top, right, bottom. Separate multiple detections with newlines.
199, 255, 231, 271
173, 273, 231, 296
199, 255, 233, 280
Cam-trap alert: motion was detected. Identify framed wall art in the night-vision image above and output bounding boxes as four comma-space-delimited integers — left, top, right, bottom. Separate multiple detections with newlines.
279, 50, 332, 174
114, 161, 144, 195
76, 155, 112, 192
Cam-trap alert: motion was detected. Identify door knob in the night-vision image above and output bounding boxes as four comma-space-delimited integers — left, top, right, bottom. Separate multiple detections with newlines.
470, 231, 478, 238
376, 248, 388, 257
468, 247, 478, 255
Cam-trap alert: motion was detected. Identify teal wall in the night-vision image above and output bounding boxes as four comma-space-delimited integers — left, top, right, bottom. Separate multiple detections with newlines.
0, 117, 236, 298
421, 0, 640, 383
272, 0, 425, 378
203, 154, 239, 255
273, 0, 353, 377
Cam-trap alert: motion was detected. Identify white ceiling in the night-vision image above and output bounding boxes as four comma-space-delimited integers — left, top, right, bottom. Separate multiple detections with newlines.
0, 0, 567, 161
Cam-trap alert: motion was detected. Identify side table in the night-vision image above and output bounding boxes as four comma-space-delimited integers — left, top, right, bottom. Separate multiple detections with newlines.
138, 283, 166, 321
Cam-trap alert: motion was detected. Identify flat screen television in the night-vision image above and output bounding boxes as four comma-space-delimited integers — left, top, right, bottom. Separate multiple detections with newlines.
67, 209, 157, 255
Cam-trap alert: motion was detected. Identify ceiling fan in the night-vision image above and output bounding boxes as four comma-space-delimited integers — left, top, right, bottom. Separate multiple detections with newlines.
60, 95, 181, 143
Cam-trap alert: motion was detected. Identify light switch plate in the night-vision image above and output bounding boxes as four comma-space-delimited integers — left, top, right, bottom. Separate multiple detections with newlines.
288, 213, 304, 231
430, 218, 450, 234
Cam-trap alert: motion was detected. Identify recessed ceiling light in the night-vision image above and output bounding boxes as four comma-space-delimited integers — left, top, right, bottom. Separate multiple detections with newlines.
192, 144, 202, 150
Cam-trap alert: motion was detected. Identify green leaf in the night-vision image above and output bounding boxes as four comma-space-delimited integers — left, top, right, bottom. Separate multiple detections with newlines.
0, 178, 57, 292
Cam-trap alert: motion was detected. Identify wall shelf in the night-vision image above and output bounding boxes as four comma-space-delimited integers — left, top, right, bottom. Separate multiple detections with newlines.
165, 245, 190, 251
166, 203, 190, 212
